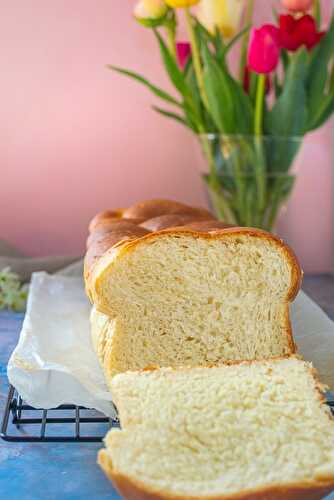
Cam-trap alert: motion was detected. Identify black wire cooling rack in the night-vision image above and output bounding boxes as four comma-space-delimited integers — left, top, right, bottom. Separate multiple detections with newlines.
1, 385, 333, 443
1, 385, 119, 442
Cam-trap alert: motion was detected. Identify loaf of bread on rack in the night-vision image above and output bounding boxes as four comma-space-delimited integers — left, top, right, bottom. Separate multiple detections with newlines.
98, 357, 334, 500
85, 199, 301, 379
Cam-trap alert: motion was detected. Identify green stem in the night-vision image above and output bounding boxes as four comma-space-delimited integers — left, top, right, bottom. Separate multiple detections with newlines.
209, 185, 237, 223
329, 63, 334, 93
313, 0, 321, 30
200, 133, 216, 178
231, 148, 245, 223
239, 0, 255, 81
200, 135, 236, 223
253, 74, 266, 221
266, 177, 293, 232
166, 24, 176, 59
254, 74, 265, 135
184, 7, 209, 110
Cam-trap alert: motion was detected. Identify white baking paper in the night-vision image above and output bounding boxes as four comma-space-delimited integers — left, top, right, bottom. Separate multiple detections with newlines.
7, 272, 334, 417
7, 272, 116, 417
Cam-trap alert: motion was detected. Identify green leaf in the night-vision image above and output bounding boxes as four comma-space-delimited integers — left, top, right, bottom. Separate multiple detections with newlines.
231, 80, 254, 135
281, 49, 290, 73
195, 19, 216, 44
306, 13, 334, 126
223, 25, 251, 56
330, 63, 334, 91
273, 73, 283, 99
183, 54, 193, 77
153, 29, 190, 97
213, 27, 226, 67
266, 48, 308, 137
265, 49, 307, 173
202, 44, 234, 133
184, 66, 204, 127
201, 43, 253, 134
108, 65, 182, 108
152, 106, 191, 129
186, 66, 217, 132
313, 0, 321, 30
308, 92, 334, 130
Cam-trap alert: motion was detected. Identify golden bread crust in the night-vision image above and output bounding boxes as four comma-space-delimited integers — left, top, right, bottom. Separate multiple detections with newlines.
122, 199, 213, 220
139, 213, 215, 232
85, 200, 302, 301
85, 200, 302, 307
97, 358, 333, 499
98, 451, 334, 500
85, 199, 217, 280
86, 226, 302, 318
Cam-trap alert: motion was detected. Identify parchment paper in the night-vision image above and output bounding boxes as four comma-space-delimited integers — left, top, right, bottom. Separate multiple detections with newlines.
7, 272, 334, 417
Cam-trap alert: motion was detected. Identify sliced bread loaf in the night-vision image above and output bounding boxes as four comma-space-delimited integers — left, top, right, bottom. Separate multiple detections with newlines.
88, 227, 301, 379
98, 357, 334, 500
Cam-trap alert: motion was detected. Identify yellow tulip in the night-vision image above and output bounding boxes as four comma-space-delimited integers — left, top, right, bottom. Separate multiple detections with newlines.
134, 0, 168, 26
197, 0, 244, 38
143, 0, 168, 17
165, 0, 200, 8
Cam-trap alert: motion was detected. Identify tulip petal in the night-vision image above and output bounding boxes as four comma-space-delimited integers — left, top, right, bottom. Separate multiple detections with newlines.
165, 0, 199, 7
281, 0, 314, 13
197, 0, 244, 39
248, 25, 281, 74
279, 13, 324, 52
176, 42, 191, 69
143, 0, 168, 18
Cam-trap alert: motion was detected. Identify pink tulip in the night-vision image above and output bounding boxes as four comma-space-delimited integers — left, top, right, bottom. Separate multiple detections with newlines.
248, 25, 281, 74
281, 0, 314, 12
176, 42, 191, 69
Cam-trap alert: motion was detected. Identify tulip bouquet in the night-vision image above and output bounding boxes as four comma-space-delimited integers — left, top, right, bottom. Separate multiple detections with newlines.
110, 0, 334, 229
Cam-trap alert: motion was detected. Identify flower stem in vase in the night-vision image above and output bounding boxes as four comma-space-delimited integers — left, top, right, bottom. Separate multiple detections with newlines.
184, 7, 209, 109
254, 73, 267, 226
200, 135, 237, 224
313, 0, 321, 29
239, 0, 255, 81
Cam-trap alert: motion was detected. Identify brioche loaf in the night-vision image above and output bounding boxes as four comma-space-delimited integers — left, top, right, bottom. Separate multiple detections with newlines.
85, 199, 301, 380
98, 357, 334, 500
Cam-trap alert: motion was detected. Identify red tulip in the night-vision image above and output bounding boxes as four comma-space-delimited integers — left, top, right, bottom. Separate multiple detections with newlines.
281, 0, 314, 12
248, 25, 281, 74
243, 66, 271, 94
176, 42, 191, 69
279, 14, 325, 51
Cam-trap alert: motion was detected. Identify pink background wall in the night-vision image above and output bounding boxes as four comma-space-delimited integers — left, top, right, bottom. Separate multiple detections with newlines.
0, 1, 333, 272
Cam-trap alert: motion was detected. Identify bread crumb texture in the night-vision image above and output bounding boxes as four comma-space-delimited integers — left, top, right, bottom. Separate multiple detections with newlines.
92, 233, 297, 378
100, 358, 334, 497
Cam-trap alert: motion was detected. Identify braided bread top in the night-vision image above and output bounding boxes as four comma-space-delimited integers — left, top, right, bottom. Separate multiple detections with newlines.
84, 199, 233, 282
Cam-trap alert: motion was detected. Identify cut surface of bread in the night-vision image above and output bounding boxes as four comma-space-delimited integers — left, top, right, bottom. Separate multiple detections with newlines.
98, 358, 334, 500
89, 228, 300, 379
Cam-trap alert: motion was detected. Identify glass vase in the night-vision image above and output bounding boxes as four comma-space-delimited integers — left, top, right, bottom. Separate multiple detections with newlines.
198, 134, 303, 231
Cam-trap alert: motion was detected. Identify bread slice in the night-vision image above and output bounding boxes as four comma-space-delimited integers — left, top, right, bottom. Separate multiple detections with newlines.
88, 228, 301, 379
98, 357, 334, 500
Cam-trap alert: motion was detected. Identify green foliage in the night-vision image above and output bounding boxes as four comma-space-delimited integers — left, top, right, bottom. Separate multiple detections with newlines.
202, 43, 253, 134
153, 29, 190, 97
107, 65, 182, 107
306, 14, 334, 130
0, 267, 28, 312
314, 0, 322, 29
266, 48, 307, 138
108, 7, 334, 229
152, 106, 191, 129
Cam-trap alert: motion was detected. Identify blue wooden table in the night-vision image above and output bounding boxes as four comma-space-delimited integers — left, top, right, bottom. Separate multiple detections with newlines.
1, 275, 333, 500
0, 311, 120, 500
